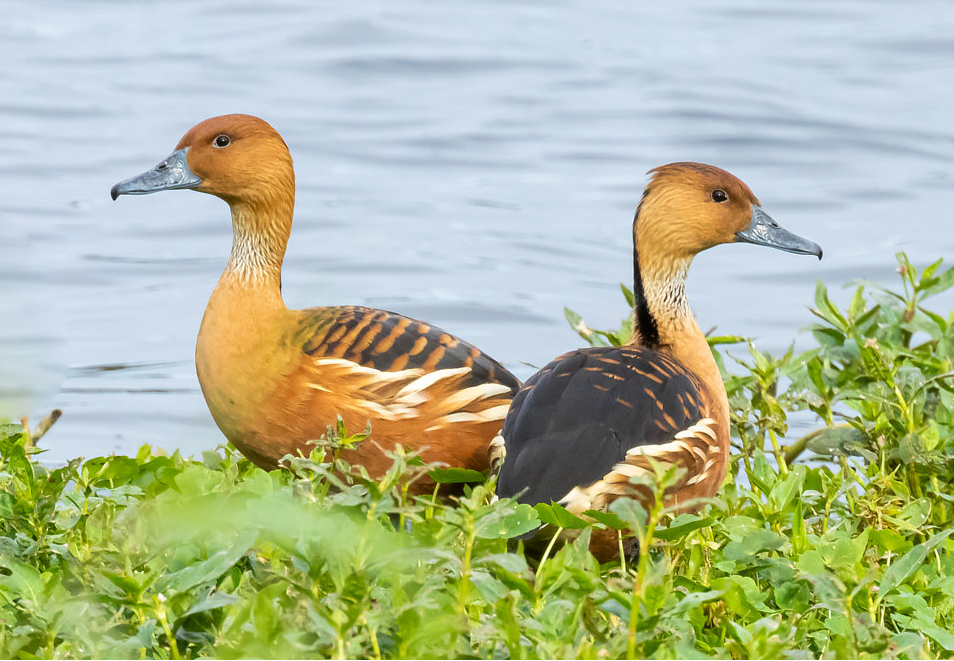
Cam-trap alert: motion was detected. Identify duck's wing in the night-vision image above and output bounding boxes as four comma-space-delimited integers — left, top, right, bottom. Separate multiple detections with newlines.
301, 306, 519, 390
496, 346, 717, 511
294, 305, 520, 429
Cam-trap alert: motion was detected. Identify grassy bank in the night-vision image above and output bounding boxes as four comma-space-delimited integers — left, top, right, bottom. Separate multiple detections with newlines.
2, 253, 954, 659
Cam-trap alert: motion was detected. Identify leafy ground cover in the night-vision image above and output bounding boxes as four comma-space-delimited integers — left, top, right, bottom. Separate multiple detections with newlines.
2, 253, 954, 659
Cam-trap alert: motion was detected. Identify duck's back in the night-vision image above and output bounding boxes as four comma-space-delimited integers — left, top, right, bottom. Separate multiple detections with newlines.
301, 306, 520, 392
497, 345, 719, 510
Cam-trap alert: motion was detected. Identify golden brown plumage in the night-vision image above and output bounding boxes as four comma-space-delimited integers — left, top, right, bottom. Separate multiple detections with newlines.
111, 114, 519, 490
496, 162, 822, 560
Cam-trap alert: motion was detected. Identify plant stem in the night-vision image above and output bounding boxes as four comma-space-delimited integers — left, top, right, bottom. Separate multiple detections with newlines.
783, 424, 852, 465
769, 429, 788, 475
155, 596, 181, 661
458, 521, 475, 619
627, 499, 660, 659
538, 527, 563, 576
618, 530, 626, 574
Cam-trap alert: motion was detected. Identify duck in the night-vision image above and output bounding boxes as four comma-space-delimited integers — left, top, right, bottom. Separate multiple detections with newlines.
110, 114, 520, 490
494, 162, 822, 560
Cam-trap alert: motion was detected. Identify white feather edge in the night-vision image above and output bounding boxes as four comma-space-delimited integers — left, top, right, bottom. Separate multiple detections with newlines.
310, 358, 511, 422
559, 417, 718, 513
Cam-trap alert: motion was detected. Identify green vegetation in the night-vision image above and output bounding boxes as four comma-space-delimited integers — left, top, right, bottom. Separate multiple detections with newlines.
2, 253, 954, 659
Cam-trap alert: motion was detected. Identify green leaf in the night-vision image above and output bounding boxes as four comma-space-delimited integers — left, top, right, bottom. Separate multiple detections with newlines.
869, 529, 912, 555
919, 262, 954, 299
158, 530, 257, 593
918, 623, 954, 652
474, 553, 530, 575
919, 257, 943, 282
470, 570, 509, 602
706, 335, 747, 347
582, 509, 628, 531
0, 558, 45, 606
655, 514, 714, 541
475, 504, 540, 539
670, 589, 725, 615
859, 341, 894, 384
183, 591, 240, 618
806, 426, 867, 458
722, 529, 787, 563
852, 303, 883, 332
918, 305, 948, 333
768, 467, 804, 512
487, 564, 535, 602
890, 632, 926, 658
620, 283, 635, 308
813, 281, 849, 331
0, 493, 15, 519
878, 528, 954, 602
811, 327, 847, 348
101, 569, 150, 596
563, 306, 585, 334
796, 549, 826, 575
534, 503, 589, 529
791, 499, 806, 554
714, 575, 770, 616
826, 528, 869, 572
98, 456, 141, 485
775, 580, 811, 612
895, 498, 931, 529
427, 467, 487, 484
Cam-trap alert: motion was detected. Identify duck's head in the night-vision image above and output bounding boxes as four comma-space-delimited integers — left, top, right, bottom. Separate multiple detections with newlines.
636, 162, 822, 261
110, 114, 294, 207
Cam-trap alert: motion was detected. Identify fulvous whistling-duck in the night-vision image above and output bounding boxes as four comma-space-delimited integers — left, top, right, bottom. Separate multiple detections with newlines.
495, 162, 822, 560
110, 114, 519, 490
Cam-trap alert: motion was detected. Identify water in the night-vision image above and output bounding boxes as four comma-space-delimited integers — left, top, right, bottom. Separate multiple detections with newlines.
2, 0, 953, 462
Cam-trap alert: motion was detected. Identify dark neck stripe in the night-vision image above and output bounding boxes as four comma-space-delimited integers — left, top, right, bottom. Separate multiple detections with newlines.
632, 200, 660, 348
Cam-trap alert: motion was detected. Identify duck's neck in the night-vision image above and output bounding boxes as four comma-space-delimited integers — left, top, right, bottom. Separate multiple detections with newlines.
631, 246, 693, 348
630, 197, 697, 352
219, 197, 294, 306
630, 212, 725, 419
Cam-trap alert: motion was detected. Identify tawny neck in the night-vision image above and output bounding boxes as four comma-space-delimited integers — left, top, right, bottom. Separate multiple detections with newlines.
630, 207, 697, 348
221, 198, 293, 296
632, 252, 692, 343
629, 208, 726, 426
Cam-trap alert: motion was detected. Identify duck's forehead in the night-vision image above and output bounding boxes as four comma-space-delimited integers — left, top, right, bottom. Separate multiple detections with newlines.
649, 162, 759, 205
175, 114, 272, 149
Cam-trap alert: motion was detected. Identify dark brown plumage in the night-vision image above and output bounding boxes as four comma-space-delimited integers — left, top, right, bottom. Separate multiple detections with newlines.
302, 306, 515, 388
498, 347, 711, 507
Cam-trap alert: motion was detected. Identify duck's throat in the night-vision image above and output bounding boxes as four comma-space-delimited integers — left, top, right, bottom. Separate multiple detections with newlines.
631, 244, 693, 348
224, 203, 292, 287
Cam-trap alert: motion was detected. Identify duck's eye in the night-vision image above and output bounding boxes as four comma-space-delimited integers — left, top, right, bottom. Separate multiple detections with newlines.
213, 134, 231, 148
711, 189, 728, 203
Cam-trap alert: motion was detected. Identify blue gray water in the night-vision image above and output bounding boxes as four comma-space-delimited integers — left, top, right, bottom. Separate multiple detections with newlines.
2, 0, 953, 462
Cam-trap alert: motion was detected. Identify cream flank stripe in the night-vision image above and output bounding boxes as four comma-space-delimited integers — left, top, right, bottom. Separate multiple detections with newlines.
310, 358, 512, 424
559, 417, 718, 515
